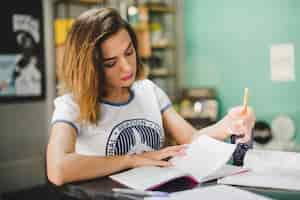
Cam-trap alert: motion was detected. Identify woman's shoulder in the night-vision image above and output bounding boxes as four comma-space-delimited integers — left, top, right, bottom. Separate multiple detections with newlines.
53, 93, 79, 110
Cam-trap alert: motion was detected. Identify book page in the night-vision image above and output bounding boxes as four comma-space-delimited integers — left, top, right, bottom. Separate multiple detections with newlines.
110, 166, 186, 190
170, 135, 236, 182
145, 185, 273, 200
200, 164, 249, 183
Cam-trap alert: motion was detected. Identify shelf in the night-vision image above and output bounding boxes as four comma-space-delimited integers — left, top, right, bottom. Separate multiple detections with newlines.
151, 43, 175, 50
144, 3, 175, 13
183, 117, 216, 129
54, 0, 106, 6
149, 68, 175, 78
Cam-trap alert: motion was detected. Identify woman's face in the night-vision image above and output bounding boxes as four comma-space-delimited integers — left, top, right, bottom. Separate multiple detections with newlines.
101, 29, 137, 91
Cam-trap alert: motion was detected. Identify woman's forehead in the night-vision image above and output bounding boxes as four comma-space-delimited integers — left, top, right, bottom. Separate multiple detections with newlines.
101, 29, 132, 58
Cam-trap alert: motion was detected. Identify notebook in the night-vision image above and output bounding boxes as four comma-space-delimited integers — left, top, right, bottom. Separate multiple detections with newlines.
109, 135, 249, 190
145, 185, 274, 200
218, 149, 300, 191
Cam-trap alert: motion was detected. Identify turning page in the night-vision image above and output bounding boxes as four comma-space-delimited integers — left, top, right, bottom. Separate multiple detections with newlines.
170, 134, 237, 181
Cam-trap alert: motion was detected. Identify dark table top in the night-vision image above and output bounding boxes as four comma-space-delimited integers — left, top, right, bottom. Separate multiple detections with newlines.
60, 176, 300, 200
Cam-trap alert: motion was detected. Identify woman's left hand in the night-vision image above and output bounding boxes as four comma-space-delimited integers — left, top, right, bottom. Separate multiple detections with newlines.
223, 106, 256, 143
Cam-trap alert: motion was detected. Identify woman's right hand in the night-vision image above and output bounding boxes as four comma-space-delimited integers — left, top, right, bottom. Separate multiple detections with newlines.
129, 145, 186, 168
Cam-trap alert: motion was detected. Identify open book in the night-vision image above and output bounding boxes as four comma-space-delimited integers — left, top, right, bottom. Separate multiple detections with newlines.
218, 149, 300, 191
109, 135, 249, 190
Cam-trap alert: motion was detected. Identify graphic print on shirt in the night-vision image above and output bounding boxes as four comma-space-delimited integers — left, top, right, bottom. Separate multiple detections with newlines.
105, 119, 164, 156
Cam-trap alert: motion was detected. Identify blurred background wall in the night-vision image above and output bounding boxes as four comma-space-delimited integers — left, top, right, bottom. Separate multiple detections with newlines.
184, 0, 300, 142
0, 0, 56, 193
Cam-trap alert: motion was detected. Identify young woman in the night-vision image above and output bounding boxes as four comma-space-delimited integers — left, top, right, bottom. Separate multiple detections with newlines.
47, 8, 255, 186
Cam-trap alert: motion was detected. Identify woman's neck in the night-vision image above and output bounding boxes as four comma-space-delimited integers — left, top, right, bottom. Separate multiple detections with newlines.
102, 87, 131, 103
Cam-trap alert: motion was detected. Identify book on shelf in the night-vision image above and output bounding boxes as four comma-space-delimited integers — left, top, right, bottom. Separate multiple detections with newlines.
109, 135, 249, 190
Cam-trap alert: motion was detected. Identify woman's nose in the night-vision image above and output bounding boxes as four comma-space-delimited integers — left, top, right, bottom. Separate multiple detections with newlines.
119, 56, 132, 72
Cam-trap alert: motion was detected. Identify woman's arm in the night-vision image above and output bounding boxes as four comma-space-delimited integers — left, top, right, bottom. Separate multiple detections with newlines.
162, 106, 255, 144
47, 122, 183, 185
162, 107, 222, 144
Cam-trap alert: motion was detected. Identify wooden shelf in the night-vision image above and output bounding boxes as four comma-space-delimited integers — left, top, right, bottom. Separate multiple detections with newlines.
54, 0, 106, 6
149, 68, 175, 78
144, 3, 175, 13
151, 43, 175, 50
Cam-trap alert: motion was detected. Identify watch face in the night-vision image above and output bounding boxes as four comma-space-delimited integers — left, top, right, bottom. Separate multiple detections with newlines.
271, 115, 295, 141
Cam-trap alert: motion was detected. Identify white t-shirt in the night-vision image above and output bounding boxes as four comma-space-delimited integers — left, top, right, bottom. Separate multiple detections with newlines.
51, 79, 172, 156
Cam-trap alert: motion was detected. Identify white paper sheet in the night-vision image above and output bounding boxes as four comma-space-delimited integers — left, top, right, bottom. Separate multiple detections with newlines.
270, 43, 295, 81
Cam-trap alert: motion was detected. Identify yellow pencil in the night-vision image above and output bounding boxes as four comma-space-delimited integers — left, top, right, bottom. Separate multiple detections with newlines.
242, 88, 249, 115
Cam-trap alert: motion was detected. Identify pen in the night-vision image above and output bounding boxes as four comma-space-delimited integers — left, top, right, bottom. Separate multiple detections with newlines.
231, 87, 249, 143
242, 87, 249, 115
112, 188, 169, 197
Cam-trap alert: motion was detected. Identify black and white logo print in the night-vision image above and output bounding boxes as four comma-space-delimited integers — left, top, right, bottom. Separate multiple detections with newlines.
105, 119, 164, 156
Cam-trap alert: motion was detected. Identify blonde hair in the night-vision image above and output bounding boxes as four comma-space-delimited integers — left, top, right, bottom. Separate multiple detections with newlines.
58, 8, 145, 124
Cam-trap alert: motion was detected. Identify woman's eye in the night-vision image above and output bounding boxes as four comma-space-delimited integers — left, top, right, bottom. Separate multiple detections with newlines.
104, 61, 116, 68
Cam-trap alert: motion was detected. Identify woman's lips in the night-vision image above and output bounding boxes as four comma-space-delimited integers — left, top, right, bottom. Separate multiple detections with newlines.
121, 73, 133, 81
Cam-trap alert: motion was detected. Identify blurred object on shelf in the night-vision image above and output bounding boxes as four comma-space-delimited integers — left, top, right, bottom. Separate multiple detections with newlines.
179, 98, 192, 117
253, 121, 272, 145
144, 1, 175, 13
184, 87, 216, 99
126, 0, 179, 98
54, 18, 74, 83
179, 88, 218, 129
54, 18, 74, 45
272, 115, 295, 142
53, 0, 108, 96
130, 5, 151, 58
146, 55, 162, 68
79, 0, 106, 4
149, 68, 174, 78
150, 22, 162, 44
270, 115, 299, 151
127, 4, 139, 27
254, 115, 300, 152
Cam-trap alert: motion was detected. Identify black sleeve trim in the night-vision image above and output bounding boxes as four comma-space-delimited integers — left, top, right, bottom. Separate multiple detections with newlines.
161, 103, 172, 113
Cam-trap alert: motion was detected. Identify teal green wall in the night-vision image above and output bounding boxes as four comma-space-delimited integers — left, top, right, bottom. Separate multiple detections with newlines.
184, 0, 300, 142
